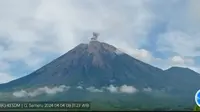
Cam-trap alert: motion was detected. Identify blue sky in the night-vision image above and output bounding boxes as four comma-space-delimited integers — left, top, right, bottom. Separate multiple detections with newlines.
0, 0, 200, 83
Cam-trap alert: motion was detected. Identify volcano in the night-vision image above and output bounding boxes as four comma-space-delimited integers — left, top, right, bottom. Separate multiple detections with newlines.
0, 40, 169, 90
0, 37, 199, 110
0, 39, 200, 93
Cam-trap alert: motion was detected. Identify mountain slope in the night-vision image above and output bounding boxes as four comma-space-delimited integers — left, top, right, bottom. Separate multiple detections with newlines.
0, 41, 167, 91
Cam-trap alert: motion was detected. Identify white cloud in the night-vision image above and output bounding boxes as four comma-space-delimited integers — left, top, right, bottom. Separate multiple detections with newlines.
171, 56, 184, 65
13, 90, 27, 98
148, 55, 200, 74
111, 41, 153, 63
0, 73, 16, 84
13, 85, 70, 98
77, 86, 83, 89
86, 86, 103, 93
171, 56, 194, 66
157, 31, 200, 57
132, 49, 153, 63
85, 85, 138, 94
106, 85, 118, 93
143, 87, 152, 92
0, 61, 10, 71
150, 55, 199, 72
119, 85, 138, 94
105, 85, 138, 94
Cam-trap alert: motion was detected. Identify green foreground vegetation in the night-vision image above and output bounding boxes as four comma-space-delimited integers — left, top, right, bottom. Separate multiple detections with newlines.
0, 89, 195, 111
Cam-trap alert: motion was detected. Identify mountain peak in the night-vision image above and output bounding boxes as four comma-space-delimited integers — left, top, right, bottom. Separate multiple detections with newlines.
167, 66, 193, 72
88, 41, 116, 53
87, 32, 117, 53
87, 41, 117, 67
165, 66, 200, 76
69, 39, 118, 68
167, 66, 189, 70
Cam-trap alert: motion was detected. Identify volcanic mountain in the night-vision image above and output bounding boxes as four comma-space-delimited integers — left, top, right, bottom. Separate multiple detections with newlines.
0, 40, 165, 89
0, 40, 200, 97
0, 39, 200, 110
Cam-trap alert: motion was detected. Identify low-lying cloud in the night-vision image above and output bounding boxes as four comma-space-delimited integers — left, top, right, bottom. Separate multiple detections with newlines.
119, 85, 138, 94
76, 86, 83, 89
106, 85, 118, 93
13, 85, 138, 97
13, 90, 28, 98
143, 87, 152, 92
85, 85, 138, 94
106, 85, 138, 94
13, 85, 70, 98
86, 86, 103, 93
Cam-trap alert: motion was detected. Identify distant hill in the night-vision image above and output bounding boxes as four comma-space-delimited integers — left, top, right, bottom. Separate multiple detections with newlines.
164, 67, 200, 96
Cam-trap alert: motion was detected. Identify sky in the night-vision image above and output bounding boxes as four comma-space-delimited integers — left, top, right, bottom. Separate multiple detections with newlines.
0, 0, 200, 83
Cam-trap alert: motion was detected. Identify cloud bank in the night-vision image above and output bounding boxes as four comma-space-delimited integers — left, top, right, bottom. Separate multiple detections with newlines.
106, 85, 118, 93
86, 86, 103, 93
13, 85, 70, 98
85, 85, 150, 94
12, 85, 138, 98
77, 85, 138, 94
119, 85, 138, 94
